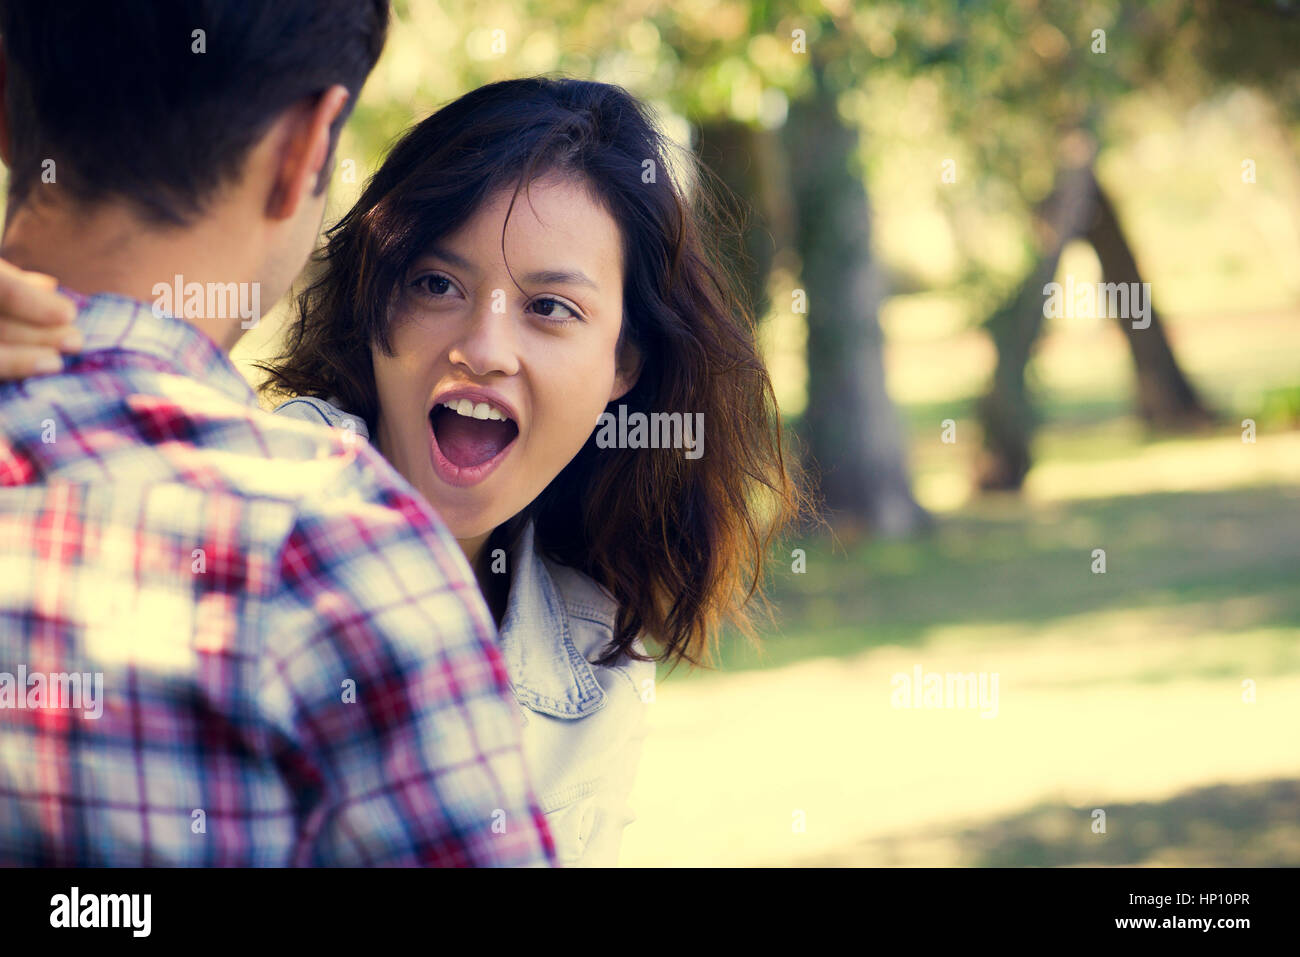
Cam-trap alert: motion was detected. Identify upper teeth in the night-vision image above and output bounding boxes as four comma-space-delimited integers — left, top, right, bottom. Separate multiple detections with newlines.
442, 398, 509, 421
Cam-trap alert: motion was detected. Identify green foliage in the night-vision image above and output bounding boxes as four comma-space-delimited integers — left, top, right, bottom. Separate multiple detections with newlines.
1260, 384, 1300, 427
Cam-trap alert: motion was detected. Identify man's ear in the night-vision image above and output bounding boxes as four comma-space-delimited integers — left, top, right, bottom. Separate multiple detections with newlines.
0, 49, 13, 167
265, 84, 350, 222
609, 338, 642, 402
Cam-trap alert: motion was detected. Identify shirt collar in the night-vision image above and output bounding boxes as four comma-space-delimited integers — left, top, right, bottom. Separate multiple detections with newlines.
61, 288, 258, 409
498, 519, 607, 719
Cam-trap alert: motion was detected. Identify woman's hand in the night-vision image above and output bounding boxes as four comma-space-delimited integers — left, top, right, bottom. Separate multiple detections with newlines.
0, 259, 81, 379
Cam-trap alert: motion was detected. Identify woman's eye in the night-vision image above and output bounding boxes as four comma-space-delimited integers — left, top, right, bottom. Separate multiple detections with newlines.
411, 274, 455, 298
529, 297, 580, 322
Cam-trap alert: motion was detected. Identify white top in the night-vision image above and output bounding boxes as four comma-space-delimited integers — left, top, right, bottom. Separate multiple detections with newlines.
274, 395, 654, 866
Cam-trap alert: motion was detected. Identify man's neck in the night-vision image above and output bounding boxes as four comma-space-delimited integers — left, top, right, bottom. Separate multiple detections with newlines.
1, 195, 261, 353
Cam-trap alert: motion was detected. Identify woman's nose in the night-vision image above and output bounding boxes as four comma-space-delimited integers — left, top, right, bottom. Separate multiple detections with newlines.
447, 296, 521, 377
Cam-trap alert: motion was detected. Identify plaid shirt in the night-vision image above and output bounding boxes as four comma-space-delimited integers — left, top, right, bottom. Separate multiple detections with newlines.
0, 291, 556, 867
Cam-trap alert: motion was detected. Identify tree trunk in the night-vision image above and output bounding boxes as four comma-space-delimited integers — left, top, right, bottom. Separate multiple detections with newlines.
977, 151, 1215, 490
782, 58, 929, 536
977, 156, 1099, 490
1084, 171, 1214, 427
695, 118, 792, 324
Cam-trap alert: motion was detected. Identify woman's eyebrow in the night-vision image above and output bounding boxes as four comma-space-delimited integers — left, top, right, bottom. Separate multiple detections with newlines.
421, 246, 476, 272
520, 268, 599, 291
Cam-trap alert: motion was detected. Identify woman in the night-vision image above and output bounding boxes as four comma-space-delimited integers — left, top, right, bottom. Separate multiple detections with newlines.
0, 76, 801, 866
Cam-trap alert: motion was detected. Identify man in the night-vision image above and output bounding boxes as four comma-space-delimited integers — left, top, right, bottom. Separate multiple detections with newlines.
0, 1, 555, 867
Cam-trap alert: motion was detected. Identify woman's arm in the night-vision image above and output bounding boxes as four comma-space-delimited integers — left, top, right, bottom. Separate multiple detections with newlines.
0, 259, 81, 377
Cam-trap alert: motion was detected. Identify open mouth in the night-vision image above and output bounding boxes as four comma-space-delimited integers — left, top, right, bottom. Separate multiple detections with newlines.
428, 397, 519, 487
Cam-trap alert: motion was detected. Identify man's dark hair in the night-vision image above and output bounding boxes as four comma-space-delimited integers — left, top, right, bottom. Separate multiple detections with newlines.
0, 0, 389, 224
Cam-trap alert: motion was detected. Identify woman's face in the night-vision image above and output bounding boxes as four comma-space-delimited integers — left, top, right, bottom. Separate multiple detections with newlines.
371, 175, 636, 557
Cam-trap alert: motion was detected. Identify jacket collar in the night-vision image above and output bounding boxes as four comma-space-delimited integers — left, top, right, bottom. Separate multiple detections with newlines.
497, 520, 607, 719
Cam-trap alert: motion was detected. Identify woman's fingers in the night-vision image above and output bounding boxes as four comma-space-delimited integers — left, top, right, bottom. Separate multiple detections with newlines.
0, 261, 80, 380
0, 345, 64, 379
0, 262, 80, 370
13, 268, 59, 292
0, 314, 83, 350
0, 260, 78, 326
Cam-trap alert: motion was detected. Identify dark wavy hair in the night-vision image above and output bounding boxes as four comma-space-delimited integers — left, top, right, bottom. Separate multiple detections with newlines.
259, 75, 803, 670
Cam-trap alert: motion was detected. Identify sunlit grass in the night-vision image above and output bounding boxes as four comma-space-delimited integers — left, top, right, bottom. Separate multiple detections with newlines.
628, 269, 1299, 865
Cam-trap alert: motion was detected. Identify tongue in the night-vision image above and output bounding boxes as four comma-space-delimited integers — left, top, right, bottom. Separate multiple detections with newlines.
435, 411, 516, 468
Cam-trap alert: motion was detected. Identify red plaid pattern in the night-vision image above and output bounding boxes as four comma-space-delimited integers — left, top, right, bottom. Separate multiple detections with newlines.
0, 292, 556, 867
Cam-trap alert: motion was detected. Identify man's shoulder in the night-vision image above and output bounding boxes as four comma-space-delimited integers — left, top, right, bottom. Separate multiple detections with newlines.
5, 360, 399, 503
116, 384, 457, 590
2, 357, 458, 602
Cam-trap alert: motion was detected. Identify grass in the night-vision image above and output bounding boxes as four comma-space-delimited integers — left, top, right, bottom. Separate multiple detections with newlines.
625, 305, 1300, 867
803, 778, 1300, 867
664, 303, 1300, 683
671, 460, 1300, 680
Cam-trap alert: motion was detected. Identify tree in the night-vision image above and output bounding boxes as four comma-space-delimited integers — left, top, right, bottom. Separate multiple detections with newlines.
976, 140, 1101, 490
1084, 169, 1213, 428
694, 118, 788, 330
961, 0, 1300, 488
780, 52, 930, 534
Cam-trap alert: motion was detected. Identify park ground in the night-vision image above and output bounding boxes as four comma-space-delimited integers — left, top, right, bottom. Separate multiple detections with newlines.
622, 306, 1300, 866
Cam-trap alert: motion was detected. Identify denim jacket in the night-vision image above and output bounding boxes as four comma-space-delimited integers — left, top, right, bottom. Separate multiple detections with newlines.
275, 396, 655, 866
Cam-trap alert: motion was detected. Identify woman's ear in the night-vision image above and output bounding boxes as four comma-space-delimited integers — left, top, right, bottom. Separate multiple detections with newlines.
609, 338, 642, 402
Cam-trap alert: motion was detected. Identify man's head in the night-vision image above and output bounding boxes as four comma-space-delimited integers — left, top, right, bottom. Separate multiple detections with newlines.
0, 0, 389, 314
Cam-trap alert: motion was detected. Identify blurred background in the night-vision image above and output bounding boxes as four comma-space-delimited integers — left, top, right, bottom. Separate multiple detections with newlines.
232, 0, 1300, 866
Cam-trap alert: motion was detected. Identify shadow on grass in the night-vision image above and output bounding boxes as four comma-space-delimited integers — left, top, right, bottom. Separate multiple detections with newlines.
799, 778, 1300, 867
697, 483, 1300, 674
